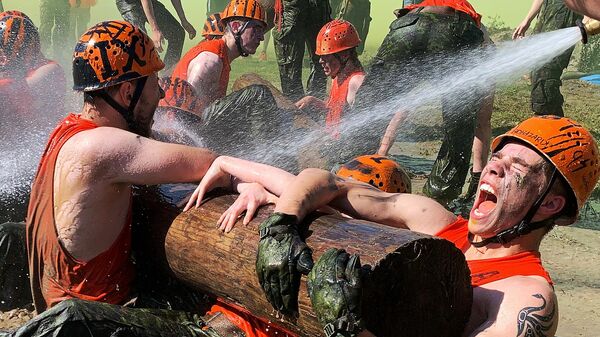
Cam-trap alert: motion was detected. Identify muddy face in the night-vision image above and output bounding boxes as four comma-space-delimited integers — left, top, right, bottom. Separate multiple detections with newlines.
468, 142, 550, 239
240, 21, 265, 55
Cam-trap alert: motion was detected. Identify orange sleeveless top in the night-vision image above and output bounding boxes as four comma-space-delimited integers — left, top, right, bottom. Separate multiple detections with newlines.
435, 217, 553, 287
405, 0, 481, 26
325, 70, 364, 139
168, 38, 231, 110
208, 300, 297, 337
27, 114, 135, 313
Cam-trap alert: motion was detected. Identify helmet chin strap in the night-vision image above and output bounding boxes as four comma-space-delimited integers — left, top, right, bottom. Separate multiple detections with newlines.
231, 21, 251, 57
92, 76, 148, 134
468, 168, 558, 248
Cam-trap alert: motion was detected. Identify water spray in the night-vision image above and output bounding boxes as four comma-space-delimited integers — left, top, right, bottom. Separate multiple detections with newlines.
577, 18, 600, 44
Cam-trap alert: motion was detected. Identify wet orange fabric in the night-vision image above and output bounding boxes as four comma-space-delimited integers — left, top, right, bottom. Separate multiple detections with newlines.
325, 70, 364, 139
168, 38, 231, 111
405, 0, 481, 26
27, 114, 135, 313
435, 217, 553, 287
208, 301, 297, 337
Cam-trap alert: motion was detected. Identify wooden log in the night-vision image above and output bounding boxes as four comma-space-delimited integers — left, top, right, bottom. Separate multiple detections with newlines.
151, 188, 472, 337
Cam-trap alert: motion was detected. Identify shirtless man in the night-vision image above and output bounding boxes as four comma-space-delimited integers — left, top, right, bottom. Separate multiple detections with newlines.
186, 115, 600, 336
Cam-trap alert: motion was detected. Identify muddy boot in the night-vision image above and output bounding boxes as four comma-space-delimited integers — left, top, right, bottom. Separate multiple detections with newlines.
448, 170, 481, 218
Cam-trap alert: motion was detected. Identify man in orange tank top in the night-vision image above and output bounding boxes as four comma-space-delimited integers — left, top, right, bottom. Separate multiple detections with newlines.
168, 0, 267, 112
0, 19, 296, 337
187, 115, 600, 337
295, 20, 365, 141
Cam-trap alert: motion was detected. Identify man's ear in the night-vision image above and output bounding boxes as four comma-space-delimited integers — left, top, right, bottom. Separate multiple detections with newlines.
538, 194, 566, 217
116, 81, 134, 106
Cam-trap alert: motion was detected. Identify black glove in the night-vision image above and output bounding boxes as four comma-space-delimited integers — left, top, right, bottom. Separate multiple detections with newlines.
307, 248, 366, 337
256, 212, 314, 317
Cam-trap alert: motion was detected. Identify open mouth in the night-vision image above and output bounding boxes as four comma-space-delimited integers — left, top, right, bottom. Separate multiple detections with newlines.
473, 183, 497, 217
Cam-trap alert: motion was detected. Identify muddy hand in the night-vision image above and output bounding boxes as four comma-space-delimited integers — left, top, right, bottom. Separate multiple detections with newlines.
307, 248, 366, 337
256, 212, 313, 316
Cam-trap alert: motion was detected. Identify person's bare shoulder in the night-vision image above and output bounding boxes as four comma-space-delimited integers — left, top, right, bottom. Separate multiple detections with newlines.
469, 276, 557, 336
59, 126, 142, 180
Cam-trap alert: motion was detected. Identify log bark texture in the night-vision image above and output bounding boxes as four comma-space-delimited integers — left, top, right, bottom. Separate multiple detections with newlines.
147, 188, 472, 337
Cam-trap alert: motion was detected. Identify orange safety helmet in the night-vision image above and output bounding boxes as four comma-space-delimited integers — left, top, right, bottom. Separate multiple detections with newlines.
336, 155, 412, 193
159, 77, 203, 116
316, 19, 361, 56
202, 13, 225, 39
72, 20, 164, 91
491, 115, 600, 219
221, 0, 267, 27
0, 10, 33, 21
0, 14, 41, 68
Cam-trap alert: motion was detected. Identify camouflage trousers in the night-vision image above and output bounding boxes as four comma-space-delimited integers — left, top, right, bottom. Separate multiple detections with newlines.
350, 10, 484, 204
273, 0, 331, 101
531, 0, 582, 116
2, 299, 222, 337
116, 0, 185, 71
330, 0, 372, 55
39, 0, 71, 64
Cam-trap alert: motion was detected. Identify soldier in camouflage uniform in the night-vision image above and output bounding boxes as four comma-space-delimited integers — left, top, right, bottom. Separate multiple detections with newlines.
329, 0, 371, 55
579, 34, 600, 72
343, 1, 485, 206
39, 0, 71, 65
273, 0, 331, 101
514, 0, 582, 116
116, 0, 196, 71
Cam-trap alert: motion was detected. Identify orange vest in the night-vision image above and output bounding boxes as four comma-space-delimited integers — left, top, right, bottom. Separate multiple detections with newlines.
435, 217, 553, 287
405, 0, 481, 27
208, 300, 297, 337
325, 70, 364, 139
168, 38, 231, 111
27, 114, 135, 313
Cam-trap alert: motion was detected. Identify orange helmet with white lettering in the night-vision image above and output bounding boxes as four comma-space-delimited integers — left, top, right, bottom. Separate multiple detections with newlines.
491, 115, 600, 220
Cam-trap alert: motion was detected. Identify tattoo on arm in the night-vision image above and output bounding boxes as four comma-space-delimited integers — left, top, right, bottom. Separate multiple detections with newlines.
516, 294, 555, 337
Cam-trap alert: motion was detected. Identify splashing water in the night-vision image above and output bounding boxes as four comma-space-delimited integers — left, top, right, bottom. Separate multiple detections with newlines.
0, 26, 585, 221
231, 26, 584, 169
